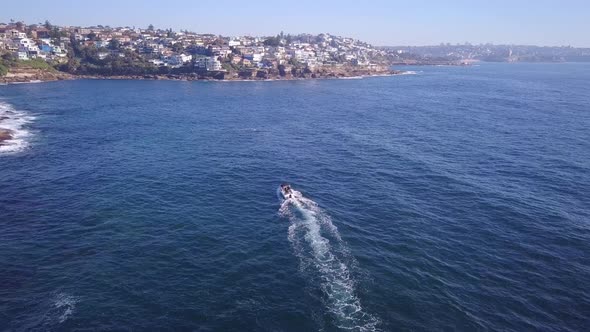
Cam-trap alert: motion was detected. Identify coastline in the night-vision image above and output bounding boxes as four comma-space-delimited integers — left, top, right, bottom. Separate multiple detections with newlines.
80, 68, 406, 82
1, 67, 409, 84
0, 67, 73, 85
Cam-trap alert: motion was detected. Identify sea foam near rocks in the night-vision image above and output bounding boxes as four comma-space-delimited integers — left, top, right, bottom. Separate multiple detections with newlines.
0, 100, 35, 154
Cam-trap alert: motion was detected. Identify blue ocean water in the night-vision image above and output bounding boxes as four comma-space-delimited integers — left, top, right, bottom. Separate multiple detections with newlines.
1, 63, 589, 331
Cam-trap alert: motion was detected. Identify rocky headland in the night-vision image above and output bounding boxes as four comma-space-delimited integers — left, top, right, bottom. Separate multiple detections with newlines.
1, 66, 73, 84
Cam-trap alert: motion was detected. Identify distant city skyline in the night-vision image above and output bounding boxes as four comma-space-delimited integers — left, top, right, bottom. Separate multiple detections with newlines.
2, 0, 589, 47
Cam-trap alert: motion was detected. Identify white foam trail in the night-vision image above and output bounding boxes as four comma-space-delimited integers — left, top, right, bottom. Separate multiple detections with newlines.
280, 188, 380, 331
0, 100, 35, 154
53, 293, 78, 323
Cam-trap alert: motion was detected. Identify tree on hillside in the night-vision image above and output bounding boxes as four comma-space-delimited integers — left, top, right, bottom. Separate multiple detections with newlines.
0, 63, 8, 77
263, 36, 280, 47
44, 20, 52, 30
49, 26, 66, 39
1, 53, 18, 67
171, 43, 184, 53
64, 58, 80, 73
108, 39, 121, 50
26, 29, 34, 38
230, 46, 241, 55
148, 24, 155, 31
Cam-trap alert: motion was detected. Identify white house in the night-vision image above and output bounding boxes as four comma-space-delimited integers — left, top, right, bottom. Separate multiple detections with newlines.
17, 50, 29, 60
167, 54, 192, 66
9, 30, 26, 39
149, 59, 166, 66
16, 37, 36, 49
219, 46, 232, 58
194, 56, 222, 71
97, 52, 110, 60
228, 39, 241, 47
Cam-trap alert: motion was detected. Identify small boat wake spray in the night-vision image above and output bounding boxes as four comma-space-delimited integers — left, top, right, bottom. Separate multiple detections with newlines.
278, 184, 380, 331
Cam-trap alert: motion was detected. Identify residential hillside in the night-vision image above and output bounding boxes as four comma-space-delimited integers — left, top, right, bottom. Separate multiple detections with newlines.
6, 21, 584, 82
0, 21, 402, 81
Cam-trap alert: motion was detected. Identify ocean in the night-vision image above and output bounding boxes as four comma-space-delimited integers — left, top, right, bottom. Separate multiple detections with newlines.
1, 63, 589, 331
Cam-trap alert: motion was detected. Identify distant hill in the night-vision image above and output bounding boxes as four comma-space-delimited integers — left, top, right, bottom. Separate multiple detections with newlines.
380, 44, 590, 63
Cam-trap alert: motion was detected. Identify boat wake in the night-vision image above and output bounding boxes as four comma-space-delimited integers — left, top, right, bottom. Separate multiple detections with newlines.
279, 187, 380, 331
52, 292, 78, 323
33, 292, 78, 329
0, 100, 35, 154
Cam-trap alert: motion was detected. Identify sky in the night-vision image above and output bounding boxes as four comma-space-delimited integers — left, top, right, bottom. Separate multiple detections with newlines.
2, 0, 589, 47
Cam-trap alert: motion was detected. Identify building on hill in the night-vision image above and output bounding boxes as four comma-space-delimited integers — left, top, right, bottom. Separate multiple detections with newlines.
167, 54, 192, 67
17, 48, 29, 60
9, 29, 27, 39
194, 56, 222, 71
31, 27, 51, 39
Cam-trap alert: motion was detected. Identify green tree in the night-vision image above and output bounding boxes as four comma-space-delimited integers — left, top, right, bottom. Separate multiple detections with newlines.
49, 26, 60, 39
65, 58, 80, 73
278, 64, 287, 77
171, 43, 184, 53
263, 36, 280, 47
44, 20, 52, 30
108, 39, 121, 50
148, 24, 155, 31
0, 63, 8, 77
87, 32, 97, 41
1, 53, 18, 67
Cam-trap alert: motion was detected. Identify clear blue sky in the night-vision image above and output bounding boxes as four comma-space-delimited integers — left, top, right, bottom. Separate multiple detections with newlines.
2, 0, 589, 47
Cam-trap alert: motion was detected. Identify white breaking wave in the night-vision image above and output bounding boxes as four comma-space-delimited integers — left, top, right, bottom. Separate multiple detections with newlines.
0, 100, 35, 154
279, 188, 380, 331
338, 76, 364, 80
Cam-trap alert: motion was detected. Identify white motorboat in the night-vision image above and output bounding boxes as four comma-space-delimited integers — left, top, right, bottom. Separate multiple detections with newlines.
280, 183, 294, 199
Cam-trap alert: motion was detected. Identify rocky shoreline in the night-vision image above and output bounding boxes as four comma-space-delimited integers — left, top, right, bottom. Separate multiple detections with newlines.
79, 66, 404, 81
2, 66, 404, 84
0, 67, 73, 84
